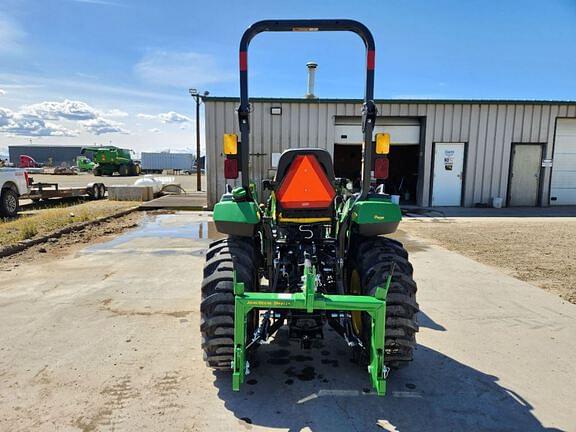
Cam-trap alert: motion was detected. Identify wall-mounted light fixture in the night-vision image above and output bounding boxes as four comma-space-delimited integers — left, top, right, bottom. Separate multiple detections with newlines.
270, 107, 282, 115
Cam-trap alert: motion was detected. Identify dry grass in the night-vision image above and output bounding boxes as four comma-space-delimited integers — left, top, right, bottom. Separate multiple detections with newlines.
402, 217, 576, 303
0, 201, 138, 247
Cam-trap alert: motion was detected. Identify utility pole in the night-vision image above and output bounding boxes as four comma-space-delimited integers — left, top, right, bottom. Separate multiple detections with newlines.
189, 89, 210, 191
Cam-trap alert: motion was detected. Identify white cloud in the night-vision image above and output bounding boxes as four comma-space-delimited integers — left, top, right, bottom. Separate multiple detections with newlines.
134, 51, 234, 88
0, 89, 5, 96
81, 118, 128, 135
158, 111, 191, 123
0, 99, 128, 137
105, 108, 128, 117
138, 111, 192, 124
0, 72, 184, 103
148, 128, 161, 133
0, 107, 13, 127
21, 100, 99, 121
137, 113, 155, 120
0, 13, 25, 54
0, 107, 78, 136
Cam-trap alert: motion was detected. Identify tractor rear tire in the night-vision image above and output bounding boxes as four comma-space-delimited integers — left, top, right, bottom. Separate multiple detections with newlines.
200, 236, 259, 370
349, 236, 419, 368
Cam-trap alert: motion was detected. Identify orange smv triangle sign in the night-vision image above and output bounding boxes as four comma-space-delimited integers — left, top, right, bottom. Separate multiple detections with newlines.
276, 154, 335, 209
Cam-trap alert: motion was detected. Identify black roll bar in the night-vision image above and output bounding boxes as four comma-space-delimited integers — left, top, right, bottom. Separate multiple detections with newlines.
238, 19, 377, 199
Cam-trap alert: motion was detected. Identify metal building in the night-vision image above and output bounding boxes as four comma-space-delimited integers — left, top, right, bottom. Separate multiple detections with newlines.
204, 97, 576, 208
8, 145, 83, 167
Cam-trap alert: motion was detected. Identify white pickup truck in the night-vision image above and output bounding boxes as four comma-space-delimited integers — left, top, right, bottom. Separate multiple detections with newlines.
0, 168, 30, 217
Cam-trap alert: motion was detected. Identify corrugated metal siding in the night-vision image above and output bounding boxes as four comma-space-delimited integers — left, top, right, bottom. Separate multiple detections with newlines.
205, 99, 576, 208
8, 145, 83, 166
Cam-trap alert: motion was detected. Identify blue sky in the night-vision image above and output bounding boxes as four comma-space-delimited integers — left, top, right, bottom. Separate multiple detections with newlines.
1, 0, 575, 154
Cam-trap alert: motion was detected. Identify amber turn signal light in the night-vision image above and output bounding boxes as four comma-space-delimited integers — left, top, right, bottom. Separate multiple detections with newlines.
375, 133, 390, 155
223, 134, 238, 155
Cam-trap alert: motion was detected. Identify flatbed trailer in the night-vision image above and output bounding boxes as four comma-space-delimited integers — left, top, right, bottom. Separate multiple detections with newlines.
24, 181, 107, 202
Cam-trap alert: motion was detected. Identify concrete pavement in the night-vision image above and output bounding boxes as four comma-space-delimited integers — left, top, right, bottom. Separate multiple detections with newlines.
0, 212, 574, 431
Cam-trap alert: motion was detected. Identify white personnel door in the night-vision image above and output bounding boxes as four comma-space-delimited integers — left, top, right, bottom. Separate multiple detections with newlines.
551, 119, 576, 205
432, 143, 465, 206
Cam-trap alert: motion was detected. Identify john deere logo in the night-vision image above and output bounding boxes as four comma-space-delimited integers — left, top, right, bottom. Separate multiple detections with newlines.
374, 215, 385, 220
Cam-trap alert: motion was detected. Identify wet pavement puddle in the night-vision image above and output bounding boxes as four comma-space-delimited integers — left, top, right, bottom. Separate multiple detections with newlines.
82, 213, 224, 254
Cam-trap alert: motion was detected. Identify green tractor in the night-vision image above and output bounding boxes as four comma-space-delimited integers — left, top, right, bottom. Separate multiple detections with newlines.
81, 146, 141, 177
201, 19, 418, 396
76, 155, 96, 172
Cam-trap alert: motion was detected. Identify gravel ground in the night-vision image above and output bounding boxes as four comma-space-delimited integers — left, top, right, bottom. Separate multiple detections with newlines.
1, 201, 139, 248
401, 217, 576, 304
0, 210, 143, 271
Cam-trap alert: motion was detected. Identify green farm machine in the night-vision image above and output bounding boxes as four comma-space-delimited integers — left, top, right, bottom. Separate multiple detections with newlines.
76, 156, 96, 172
81, 146, 141, 177
201, 20, 418, 395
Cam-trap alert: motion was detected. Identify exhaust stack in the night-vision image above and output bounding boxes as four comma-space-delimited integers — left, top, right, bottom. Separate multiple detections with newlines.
305, 62, 318, 99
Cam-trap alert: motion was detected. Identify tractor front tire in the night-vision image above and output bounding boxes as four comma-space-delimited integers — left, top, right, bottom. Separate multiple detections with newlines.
350, 236, 419, 368
200, 237, 258, 370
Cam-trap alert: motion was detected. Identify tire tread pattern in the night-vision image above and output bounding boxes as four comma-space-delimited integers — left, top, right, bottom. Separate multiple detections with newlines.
200, 236, 256, 370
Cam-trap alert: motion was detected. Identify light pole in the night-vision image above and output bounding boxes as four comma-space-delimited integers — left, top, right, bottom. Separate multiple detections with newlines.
189, 88, 209, 191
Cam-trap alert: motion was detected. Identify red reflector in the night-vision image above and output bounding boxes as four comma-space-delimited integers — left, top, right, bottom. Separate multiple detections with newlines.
224, 158, 239, 179
239, 51, 248, 71
276, 155, 335, 209
367, 50, 375, 70
374, 157, 389, 179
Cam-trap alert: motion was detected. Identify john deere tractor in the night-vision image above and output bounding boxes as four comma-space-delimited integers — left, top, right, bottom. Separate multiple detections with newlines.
201, 20, 418, 395
81, 146, 141, 176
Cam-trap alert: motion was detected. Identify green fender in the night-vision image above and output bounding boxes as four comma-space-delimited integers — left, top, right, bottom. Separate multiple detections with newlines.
213, 199, 260, 237
350, 198, 402, 235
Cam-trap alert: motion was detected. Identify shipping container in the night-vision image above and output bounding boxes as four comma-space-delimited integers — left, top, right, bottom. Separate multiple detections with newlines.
141, 152, 194, 173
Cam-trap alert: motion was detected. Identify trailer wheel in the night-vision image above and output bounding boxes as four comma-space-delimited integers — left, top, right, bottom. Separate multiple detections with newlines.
98, 183, 106, 199
200, 237, 259, 370
0, 188, 19, 218
89, 184, 99, 199
349, 236, 419, 368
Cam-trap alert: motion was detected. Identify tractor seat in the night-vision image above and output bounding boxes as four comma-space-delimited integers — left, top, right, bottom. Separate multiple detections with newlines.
274, 149, 336, 222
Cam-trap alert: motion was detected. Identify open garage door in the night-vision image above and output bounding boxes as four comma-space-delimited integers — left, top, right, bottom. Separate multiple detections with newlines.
334, 117, 421, 203
551, 119, 576, 205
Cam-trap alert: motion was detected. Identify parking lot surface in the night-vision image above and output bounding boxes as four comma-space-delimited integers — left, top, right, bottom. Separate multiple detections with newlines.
0, 212, 574, 431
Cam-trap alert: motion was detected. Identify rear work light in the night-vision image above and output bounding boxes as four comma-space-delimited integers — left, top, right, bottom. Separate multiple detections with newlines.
374, 157, 389, 180
276, 154, 335, 209
224, 158, 239, 179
